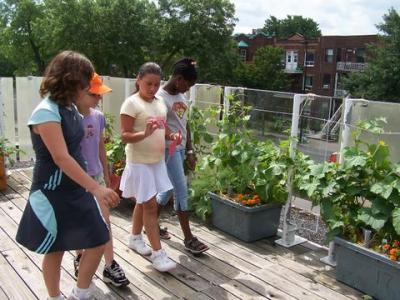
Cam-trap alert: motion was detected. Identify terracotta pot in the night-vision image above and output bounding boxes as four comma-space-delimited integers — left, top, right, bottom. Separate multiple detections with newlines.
0, 155, 7, 191
109, 173, 122, 198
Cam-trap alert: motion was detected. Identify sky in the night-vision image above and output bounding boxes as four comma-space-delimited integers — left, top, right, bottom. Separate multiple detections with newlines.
232, 0, 400, 35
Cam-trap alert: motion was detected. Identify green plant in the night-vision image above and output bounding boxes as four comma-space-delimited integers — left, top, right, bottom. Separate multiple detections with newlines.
187, 106, 214, 156
106, 138, 125, 176
0, 137, 23, 166
296, 117, 400, 245
190, 97, 302, 219
103, 113, 125, 176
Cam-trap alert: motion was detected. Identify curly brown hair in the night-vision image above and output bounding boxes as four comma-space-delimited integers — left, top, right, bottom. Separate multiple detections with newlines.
40, 51, 94, 106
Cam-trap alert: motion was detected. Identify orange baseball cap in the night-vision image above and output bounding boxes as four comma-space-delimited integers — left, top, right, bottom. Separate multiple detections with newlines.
89, 73, 112, 95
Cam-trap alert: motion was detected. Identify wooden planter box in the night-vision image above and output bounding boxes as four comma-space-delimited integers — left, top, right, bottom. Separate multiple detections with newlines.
335, 237, 400, 300
208, 192, 282, 242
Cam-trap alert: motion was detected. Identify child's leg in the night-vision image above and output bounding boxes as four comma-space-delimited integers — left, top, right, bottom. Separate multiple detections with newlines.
77, 244, 105, 288
142, 197, 161, 250
43, 251, 64, 297
132, 203, 143, 235
177, 211, 193, 240
104, 221, 114, 266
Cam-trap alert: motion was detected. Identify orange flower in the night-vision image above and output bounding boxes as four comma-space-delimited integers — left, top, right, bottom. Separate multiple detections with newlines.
238, 194, 244, 201
383, 244, 391, 251
389, 255, 397, 261
389, 248, 398, 256
241, 200, 247, 206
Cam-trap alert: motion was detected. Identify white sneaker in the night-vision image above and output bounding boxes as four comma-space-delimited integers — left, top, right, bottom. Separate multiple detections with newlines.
151, 249, 176, 272
66, 290, 93, 300
128, 235, 152, 256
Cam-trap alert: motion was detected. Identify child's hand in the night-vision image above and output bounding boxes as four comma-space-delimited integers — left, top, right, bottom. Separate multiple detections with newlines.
171, 131, 182, 145
92, 185, 120, 208
144, 119, 159, 137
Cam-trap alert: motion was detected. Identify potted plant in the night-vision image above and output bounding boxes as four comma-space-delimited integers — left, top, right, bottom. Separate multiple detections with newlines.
296, 118, 400, 300
0, 137, 21, 190
190, 99, 296, 242
104, 113, 125, 195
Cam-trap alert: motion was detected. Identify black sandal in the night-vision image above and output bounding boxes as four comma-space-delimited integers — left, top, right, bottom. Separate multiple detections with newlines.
144, 226, 171, 240
159, 226, 171, 240
184, 237, 209, 254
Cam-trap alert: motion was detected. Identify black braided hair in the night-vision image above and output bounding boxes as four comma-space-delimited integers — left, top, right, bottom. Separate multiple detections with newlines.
172, 58, 197, 81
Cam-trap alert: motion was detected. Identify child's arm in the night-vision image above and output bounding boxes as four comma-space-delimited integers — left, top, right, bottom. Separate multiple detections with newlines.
120, 114, 158, 143
99, 133, 110, 187
34, 122, 119, 209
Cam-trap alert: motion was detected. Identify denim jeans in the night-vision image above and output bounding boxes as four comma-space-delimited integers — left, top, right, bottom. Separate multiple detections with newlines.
156, 148, 188, 211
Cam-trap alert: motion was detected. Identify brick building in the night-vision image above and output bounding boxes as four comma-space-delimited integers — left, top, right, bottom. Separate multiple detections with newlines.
235, 31, 378, 97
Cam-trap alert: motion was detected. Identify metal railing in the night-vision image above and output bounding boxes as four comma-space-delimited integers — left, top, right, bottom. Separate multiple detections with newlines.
337, 62, 368, 72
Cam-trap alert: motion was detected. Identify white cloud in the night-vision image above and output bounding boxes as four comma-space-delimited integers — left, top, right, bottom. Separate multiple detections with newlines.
232, 0, 399, 35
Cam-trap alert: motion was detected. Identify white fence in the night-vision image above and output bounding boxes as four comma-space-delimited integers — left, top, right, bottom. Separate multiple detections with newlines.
1, 76, 400, 164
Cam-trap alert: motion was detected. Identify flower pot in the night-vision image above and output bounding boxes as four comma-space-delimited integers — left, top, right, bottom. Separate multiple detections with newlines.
0, 155, 7, 191
109, 173, 122, 198
208, 192, 282, 242
334, 237, 400, 300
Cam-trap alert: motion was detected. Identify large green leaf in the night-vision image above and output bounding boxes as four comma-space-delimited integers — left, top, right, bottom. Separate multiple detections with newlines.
345, 155, 367, 168
392, 208, 400, 235
357, 208, 387, 231
371, 182, 393, 199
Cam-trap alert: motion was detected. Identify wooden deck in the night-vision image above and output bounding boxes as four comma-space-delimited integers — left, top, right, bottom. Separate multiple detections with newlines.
0, 169, 364, 300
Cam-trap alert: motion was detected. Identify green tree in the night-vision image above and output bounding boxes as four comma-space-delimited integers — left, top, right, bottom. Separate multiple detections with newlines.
154, 0, 239, 83
0, 0, 46, 75
343, 8, 400, 102
235, 46, 290, 90
262, 15, 321, 39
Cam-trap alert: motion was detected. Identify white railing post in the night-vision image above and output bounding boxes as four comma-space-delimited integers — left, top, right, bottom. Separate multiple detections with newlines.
275, 94, 307, 248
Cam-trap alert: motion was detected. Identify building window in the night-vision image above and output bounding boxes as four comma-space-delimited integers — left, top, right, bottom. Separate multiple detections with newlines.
305, 75, 313, 89
305, 51, 315, 66
325, 48, 334, 63
293, 51, 298, 63
239, 49, 247, 62
356, 48, 365, 63
323, 74, 331, 89
336, 48, 342, 62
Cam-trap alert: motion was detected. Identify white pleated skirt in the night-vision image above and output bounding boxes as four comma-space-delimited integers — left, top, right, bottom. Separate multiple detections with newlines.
119, 160, 172, 203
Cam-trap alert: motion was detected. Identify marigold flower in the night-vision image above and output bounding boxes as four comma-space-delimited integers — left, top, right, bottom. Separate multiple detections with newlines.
389, 248, 398, 256
383, 244, 391, 251
389, 255, 397, 261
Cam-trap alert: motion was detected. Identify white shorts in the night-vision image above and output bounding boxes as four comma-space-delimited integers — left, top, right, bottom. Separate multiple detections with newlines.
119, 160, 172, 203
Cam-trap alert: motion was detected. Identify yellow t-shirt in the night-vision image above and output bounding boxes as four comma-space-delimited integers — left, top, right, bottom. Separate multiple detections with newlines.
120, 93, 167, 164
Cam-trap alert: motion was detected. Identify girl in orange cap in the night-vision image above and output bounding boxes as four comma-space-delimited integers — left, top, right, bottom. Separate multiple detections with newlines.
74, 73, 129, 287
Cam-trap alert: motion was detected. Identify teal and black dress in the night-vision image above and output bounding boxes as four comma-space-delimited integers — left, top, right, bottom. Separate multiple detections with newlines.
16, 97, 109, 254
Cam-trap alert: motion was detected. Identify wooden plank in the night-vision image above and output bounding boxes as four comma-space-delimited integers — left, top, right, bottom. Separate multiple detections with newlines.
265, 264, 352, 300
110, 222, 211, 298
186, 218, 363, 299
0, 252, 37, 299
234, 273, 296, 300
275, 256, 363, 299
6, 170, 363, 300
4, 175, 154, 299
0, 285, 9, 300
112, 213, 268, 300
111, 214, 276, 300
0, 227, 49, 299
0, 194, 124, 300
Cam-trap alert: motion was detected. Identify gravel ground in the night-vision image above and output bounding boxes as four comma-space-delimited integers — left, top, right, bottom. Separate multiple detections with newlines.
279, 206, 329, 246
